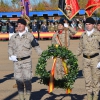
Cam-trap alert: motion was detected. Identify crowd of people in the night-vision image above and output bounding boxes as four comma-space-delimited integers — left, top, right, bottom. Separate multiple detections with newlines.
0, 17, 87, 34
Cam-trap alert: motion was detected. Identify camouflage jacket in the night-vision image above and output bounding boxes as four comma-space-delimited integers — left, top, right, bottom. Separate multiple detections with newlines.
51, 26, 76, 47
76, 29, 100, 56
8, 32, 42, 58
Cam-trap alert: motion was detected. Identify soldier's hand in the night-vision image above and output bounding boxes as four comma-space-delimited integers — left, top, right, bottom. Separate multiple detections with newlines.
9, 55, 18, 62
97, 62, 100, 68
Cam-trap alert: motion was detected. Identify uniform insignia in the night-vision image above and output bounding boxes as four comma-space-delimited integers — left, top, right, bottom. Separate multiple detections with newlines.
23, 34, 28, 39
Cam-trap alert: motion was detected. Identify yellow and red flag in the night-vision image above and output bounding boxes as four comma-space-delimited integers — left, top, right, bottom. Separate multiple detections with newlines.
58, 0, 80, 20
86, 0, 100, 17
48, 57, 57, 93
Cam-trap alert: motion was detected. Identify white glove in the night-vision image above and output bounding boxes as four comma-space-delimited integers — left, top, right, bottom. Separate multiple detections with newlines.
9, 55, 18, 62
97, 62, 100, 68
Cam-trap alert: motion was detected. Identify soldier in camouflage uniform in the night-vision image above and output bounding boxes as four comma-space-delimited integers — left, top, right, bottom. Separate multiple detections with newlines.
8, 18, 42, 100
51, 21, 76, 78
48, 22, 55, 32
54, 21, 58, 32
76, 17, 100, 100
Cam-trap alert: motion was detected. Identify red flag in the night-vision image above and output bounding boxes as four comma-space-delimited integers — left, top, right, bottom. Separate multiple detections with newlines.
86, 5, 100, 17
86, 0, 100, 9
86, 0, 100, 17
58, 0, 80, 20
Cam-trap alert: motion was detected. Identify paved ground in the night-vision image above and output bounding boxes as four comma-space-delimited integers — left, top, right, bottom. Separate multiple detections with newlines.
0, 39, 99, 100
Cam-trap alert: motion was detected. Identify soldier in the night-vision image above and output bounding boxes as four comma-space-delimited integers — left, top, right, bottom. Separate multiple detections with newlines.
77, 20, 84, 31
51, 21, 76, 78
54, 21, 58, 32
48, 22, 55, 32
76, 17, 100, 100
40, 22, 48, 32
32, 21, 38, 32
8, 18, 42, 100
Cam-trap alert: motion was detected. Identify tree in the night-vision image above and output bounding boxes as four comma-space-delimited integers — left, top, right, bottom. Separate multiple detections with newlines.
11, 0, 20, 9
0, 0, 11, 12
50, 0, 58, 9
78, 0, 87, 9
35, 2, 45, 11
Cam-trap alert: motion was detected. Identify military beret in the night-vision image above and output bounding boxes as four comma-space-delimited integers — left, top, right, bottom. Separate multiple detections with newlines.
97, 20, 100, 24
17, 18, 26, 26
85, 17, 95, 24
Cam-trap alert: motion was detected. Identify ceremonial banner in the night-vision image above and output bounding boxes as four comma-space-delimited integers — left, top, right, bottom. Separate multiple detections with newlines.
58, 0, 80, 20
20, 0, 30, 16
86, 0, 100, 17
20, 0, 31, 25
86, 5, 100, 17
86, 0, 100, 9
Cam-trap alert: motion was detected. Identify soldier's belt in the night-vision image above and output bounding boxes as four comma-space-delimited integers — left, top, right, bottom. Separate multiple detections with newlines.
17, 56, 30, 61
83, 53, 99, 59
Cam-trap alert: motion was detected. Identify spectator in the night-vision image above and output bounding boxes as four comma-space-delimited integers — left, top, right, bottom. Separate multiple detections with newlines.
40, 22, 48, 32
8, 23, 14, 33
64, 19, 69, 28
71, 20, 77, 30
77, 20, 84, 31
32, 21, 38, 32
48, 22, 55, 32
1, 23, 7, 33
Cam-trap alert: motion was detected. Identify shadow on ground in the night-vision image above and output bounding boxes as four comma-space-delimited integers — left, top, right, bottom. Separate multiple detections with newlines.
31, 89, 87, 100
77, 70, 83, 78
3, 89, 100, 100
3, 91, 18, 100
2, 71, 100, 100
0, 73, 14, 83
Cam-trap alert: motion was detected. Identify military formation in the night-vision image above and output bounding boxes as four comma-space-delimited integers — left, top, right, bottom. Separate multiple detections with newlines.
8, 17, 100, 100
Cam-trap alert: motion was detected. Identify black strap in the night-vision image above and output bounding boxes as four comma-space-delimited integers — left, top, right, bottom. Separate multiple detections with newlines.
83, 53, 99, 59
17, 56, 30, 61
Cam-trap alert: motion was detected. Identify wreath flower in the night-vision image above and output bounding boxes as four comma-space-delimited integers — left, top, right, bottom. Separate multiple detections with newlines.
35, 45, 78, 94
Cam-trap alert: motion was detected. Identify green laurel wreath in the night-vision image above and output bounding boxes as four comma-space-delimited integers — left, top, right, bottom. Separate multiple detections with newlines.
35, 45, 78, 89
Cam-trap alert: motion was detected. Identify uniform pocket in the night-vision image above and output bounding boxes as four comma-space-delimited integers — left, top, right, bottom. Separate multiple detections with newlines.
23, 40, 31, 49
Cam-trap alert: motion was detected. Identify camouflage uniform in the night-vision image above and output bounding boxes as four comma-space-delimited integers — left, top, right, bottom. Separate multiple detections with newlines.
54, 24, 58, 32
52, 26, 76, 47
51, 27, 76, 78
76, 29, 100, 100
8, 31, 42, 100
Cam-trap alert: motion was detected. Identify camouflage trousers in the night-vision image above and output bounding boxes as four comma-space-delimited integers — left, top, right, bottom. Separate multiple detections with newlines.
14, 61, 32, 94
14, 61, 32, 81
82, 56, 100, 95
56, 58, 65, 79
